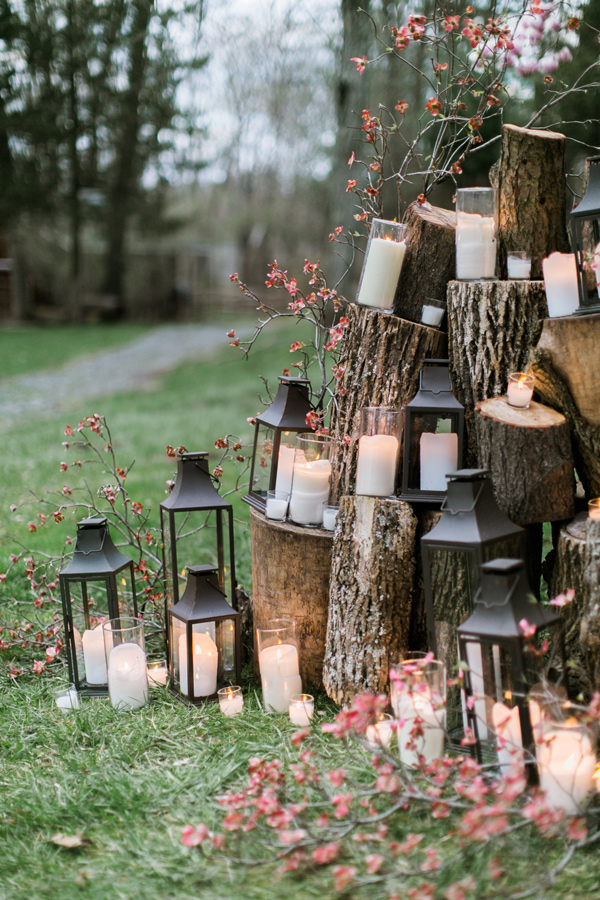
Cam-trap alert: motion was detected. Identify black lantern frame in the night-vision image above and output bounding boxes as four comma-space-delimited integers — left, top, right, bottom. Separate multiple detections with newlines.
457, 558, 565, 785
59, 516, 139, 697
399, 360, 464, 504
160, 451, 236, 620
571, 155, 600, 315
168, 564, 241, 704
243, 375, 313, 512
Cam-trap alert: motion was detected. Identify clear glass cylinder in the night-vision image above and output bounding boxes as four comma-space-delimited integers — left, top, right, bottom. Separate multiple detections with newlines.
356, 219, 408, 311
537, 717, 597, 814
289, 434, 335, 527
104, 616, 148, 712
421, 298, 446, 327
289, 693, 314, 726
218, 685, 244, 716
391, 653, 446, 766
356, 407, 401, 497
456, 187, 497, 281
256, 617, 302, 713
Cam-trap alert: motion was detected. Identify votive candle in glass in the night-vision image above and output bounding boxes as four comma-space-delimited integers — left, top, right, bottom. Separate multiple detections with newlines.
322, 504, 339, 531
147, 659, 168, 686
506, 372, 534, 409
53, 684, 81, 714
421, 298, 446, 328
365, 713, 394, 749
507, 251, 531, 280
589, 499, 600, 521
218, 685, 244, 716
356, 220, 408, 311
289, 693, 314, 726
266, 490, 289, 521
537, 717, 597, 814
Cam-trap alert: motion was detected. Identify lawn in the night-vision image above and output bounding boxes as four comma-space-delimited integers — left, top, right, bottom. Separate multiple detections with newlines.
0, 323, 599, 900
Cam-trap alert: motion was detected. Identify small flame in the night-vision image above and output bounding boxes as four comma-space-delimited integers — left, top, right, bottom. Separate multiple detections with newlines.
518, 374, 528, 386
504, 691, 513, 701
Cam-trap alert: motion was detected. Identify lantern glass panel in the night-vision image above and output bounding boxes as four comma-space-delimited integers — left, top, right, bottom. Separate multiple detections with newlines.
406, 414, 460, 494
164, 509, 234, 606
250, 422, 277, 499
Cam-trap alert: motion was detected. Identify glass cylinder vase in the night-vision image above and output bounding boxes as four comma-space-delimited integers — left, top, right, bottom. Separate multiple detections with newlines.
355, 407, 401, 497
537, 717, 597, 814
104, 616, 148, 712
391, 653, 446, 766
289, 433, 335, 527
455, 188, 497, 281
256, 618, 302, 713
356, 219, 408, 311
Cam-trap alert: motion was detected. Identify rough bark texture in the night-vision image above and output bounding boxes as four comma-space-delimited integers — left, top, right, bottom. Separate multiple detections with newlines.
323, 496, 418, 705
447, 279, 548, 464
490, 124, 569, 279
581, 518, 600, 694
250, 509, 332, 690
474, 396, 574, 525
535, 313, 600, 427
235, 585, 254, 666
412, 509, 441, 653
529, 346, 600, 498
393, 201, 456, 323
549, 515, 591, 699
329, 305, 447, 500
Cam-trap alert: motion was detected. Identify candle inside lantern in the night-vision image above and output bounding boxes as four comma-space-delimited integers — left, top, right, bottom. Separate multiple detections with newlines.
218, 685, 244, 716
366, 714, 394, 749
107, 642, 149, 711
491, 696, 541, 772
357, 234, 407, 310
542, 253, 579, 318
82, 624, 108, 685
275, 443, 295, 495
289, 693, 314, 726
537, 719, 597, 814
356, 434, 399, 497
178, 631, 218, 697
506, 372, 534, 409
588, 499, 600, 521
419, 432, 458, 492
289, 455, 332, 526
456, 212, 496, 280
259, 642, 302, 713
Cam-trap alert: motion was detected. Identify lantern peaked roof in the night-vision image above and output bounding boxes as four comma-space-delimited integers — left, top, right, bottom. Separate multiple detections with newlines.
406, 359, 464, 412
571, 155, 600, 219
169, 564, 235, 622
60, 516, 134, 577
255, 375, 312, 429
160, 451, 232, 512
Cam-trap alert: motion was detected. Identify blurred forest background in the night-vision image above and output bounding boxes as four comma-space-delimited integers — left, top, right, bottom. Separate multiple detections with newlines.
0, 0, 598, 325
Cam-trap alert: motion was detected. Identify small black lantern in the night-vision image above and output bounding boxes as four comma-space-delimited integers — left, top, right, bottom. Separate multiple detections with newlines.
168, 565, 241, 704
160, 451, 236, 615
399, 360, 464, 504
457, 558, 564, 784
571, 155, 600, 315
59, 516, 138, 696
243, 375, 313, 512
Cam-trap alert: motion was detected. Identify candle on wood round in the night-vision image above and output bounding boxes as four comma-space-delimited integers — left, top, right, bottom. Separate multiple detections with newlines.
506, 372, 534, 409
356, 220, 408, 310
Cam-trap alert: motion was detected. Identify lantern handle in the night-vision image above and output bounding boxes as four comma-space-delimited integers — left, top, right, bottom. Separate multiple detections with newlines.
75, 527, 107, 555
439, 482, 484, 514
473, 573, 520, 609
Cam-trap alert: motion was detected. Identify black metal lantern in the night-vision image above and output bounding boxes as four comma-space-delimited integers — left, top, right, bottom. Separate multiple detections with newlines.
160, 451, 236, 616
243, 375, 313, 512
457, 558, 565, 784
399, 360, 464, 504
59, 517, 139, 696
168, 565, 241, 704
571, 155, 600, 315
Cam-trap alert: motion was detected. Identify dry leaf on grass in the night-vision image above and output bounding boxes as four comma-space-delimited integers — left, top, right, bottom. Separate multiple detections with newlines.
50, 831, 90, 849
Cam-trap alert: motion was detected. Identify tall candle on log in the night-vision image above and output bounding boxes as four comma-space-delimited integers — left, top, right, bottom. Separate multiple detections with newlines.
289, 434, 334, 527
356, 220, 408, 311
355, 407, 401, 497
455, 188, 497, 281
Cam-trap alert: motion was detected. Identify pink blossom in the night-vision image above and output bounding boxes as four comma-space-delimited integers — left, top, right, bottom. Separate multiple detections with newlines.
519, 618, 536, 639
550, 588, 575, 607
332, 865, 357, 892
181, 824, 209, 847
351, 56, 367, 73
312, 841, 340, 864
365, 853, 385, 874
327, 768, 346, 787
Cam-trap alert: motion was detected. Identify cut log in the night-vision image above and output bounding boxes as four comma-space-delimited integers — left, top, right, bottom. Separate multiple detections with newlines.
581, 519, 600, 694
323, 495, 417, 705
473, 397, 574, 525
447, 279, 548, 463
250, 509, 332, 690
490, 124, 569, 279
328, 304, 447, 500
535, 313, 600, 427
393, 201, 456, 323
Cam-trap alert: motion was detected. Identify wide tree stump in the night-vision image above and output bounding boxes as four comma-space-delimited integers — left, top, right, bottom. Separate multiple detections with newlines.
447, 280, 549, 463
323, 495, 417, 705
250, 509, 332, 690
535, 313, 600, 427
393, 201, 456, 323
581, 518, 600, 693
329, 305, 446, 500
549, 514, 591, 699
491, 124, 569, 279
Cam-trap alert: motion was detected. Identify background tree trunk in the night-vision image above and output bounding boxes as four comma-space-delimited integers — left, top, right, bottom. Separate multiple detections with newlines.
581, 519, 600, 694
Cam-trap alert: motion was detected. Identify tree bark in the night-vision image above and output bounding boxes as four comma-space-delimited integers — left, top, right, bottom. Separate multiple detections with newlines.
490, 124, 569, 279
250, 509, 333, 690
473, 396, 574, 526
581, 518, 600, 694
328, 304, 447, 500
323, 495, 417, 704
447, 279, 548, 463
393, 201, 456, 323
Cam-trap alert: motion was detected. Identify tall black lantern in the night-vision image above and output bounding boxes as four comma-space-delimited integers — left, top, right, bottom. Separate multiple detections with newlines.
59, 517, 139, 696
571, 155, 600, 315
399, 360, 464, 504
168, 565, 241, 704
457, 558, 564, 784
160, 452, 236, 614
243, 375, 313, 512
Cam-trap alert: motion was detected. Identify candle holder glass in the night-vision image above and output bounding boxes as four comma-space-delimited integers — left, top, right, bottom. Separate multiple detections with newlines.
506, 251, 531, 280
421, 298, 446, 328
104, 616, 148, 712
391, 654, 446, 765
506, 372, 535, 409
322, 503, 339, 531
218, 685, 244, 716
588, 498, 600, 520
256, 617, 302, 714
289, 434, 335, 527
365, 712, 394, 749
53, 683, 81, 714
456, 187, 497, 281
289, 693, 314, 726
147, 657, 169, 687
265, 490, 289, 521
356, 219, 408, 311
356, 407, 401, 498
537, 715, 597, 813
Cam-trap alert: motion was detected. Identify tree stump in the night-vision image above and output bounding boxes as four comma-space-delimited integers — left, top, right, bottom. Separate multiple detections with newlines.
250, 509, 332, 690
447, 280, 549, 463
490, 124, 569, 279
328, 304, 447, 500
581, 518, 600, 693
323, 495, 417, 705
393, 201, 456, 323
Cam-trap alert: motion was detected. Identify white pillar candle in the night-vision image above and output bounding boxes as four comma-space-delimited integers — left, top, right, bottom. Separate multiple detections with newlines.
179, 632, 218, 697
275, 444, 295, 495
538, 721, 597, 814
542, 253, 579, 318
419, 433, 458, 492
506, 374, 534, 409
366, 716, 394, 749
421, 304, 445, 327
82, 625, 108, 685
456, 213, 496, 280
147, 663, 168, 685
492, 699, 541, 772
396, 686, 445, 765
289, 694, 314, 726
357, 237, 407, 309
259, 643, 302, 713
355, 434, 399, 497
289, 458, 332, 526
322, 506, 339, 531
461, 641, 488, 742
55, 688, 81, 713
107, 642, 148, 711
218, 687, 244, 717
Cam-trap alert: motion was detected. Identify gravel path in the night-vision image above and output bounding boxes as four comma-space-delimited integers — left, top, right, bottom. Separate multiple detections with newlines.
0, 324, 232, 424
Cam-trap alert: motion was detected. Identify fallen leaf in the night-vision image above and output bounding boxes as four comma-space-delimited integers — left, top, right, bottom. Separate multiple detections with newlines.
50, 831, 90, 849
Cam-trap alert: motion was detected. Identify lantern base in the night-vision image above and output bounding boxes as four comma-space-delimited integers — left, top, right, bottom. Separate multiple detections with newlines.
573, 300, 600, 316
78, 682, 109, 699
398, 489, 446, 506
